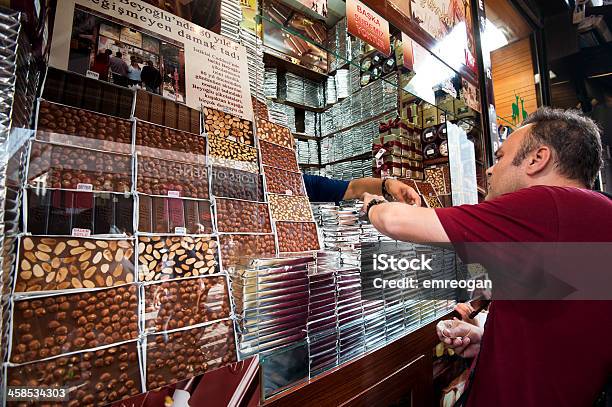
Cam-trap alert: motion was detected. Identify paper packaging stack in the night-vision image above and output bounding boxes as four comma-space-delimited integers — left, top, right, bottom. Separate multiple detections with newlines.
231, 256, 314, 359
372, 118, 423, 179
240, 28, 265, 102
220, 0, 242, 43
0, 9, 38, 380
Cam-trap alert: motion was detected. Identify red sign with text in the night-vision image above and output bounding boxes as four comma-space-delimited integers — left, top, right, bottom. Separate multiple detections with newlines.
346, 0, 391, 56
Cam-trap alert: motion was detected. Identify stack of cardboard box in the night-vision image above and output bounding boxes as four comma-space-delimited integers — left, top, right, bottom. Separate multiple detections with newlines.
372, 118, 423, 179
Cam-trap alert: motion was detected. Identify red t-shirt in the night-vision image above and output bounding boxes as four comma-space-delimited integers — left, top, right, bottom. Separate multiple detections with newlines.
435, 186, 612, 407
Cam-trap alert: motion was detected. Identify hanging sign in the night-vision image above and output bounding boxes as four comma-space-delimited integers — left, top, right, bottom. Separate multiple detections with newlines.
346, 0, 391, 56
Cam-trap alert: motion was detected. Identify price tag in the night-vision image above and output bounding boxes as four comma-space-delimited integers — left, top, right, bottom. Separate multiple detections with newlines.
76, 183, 93, 191
374, 148, 386, 160
86, 70, 99, 80
426, 149, 435, 155
285, 189, 293, 196
168, 191, 180, 197
144, 310, 159, 320
71, 228, 91, 237
174, 227, 187, 234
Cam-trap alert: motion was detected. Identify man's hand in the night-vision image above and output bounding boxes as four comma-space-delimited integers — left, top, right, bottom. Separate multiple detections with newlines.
436, 319, 483, 358
385, 179, 421, 206
361, 192, 385, 216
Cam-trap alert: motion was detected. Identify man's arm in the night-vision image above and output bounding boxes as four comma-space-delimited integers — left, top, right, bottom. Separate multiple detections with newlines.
344, 178, 421, 205
363, 192, 450, 243
303, 175, 421, 205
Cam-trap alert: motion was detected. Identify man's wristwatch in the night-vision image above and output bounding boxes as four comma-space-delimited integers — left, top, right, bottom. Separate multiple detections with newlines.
382, 178, 394, 201
365, 198, 387, 221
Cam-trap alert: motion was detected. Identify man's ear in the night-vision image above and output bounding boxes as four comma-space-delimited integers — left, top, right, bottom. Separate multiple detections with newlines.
525, 146, 552, 176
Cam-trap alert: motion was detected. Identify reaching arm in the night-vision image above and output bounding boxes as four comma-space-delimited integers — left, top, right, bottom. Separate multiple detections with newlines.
344, 178, 421, 205
303, 175, 421, 205
363, 192, 450, 243
343, 177, 382, 199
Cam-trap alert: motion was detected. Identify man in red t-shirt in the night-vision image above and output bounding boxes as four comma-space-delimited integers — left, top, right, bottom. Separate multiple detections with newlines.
362, 107, 612, 406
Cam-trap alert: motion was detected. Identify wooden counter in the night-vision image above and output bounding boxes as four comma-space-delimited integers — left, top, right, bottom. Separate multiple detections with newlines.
264, 316, 451, 407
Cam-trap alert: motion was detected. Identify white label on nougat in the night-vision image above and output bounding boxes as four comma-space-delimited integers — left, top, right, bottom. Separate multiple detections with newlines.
77, 183, 93, 191
174, 227, 187, 234
72, 228, 91, 237
168, 191, 180, 197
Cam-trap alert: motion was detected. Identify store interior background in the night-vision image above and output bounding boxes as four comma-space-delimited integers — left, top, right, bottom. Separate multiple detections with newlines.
0, 0, 610, 405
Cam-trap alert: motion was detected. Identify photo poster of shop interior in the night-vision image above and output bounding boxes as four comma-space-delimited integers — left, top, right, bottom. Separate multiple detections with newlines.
49, 0, 254, 121
410, 0, 477, 74
295, 0, 329, 18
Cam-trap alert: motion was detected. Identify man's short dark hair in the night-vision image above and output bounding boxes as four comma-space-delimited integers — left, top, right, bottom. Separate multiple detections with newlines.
116, 51, 122, 58
513, 107, 602, 187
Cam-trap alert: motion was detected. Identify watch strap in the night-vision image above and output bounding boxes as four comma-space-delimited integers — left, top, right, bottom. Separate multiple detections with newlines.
366, 198, 386, 221
382, 178, 394, 201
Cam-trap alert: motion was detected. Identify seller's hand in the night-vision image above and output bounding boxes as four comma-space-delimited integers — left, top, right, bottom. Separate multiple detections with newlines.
454, 303, 476, 321
385, 179, 421, 206
436, 319, 483, 358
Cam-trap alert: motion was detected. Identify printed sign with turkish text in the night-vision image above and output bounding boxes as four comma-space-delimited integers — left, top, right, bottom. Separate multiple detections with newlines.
346, 0, 391, 56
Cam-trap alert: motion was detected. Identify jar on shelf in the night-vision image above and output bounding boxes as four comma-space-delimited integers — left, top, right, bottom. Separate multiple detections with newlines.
437, 123, 447, 140
439, 140, 448, 157
422, 126, 437, 143
424, 143, 438, 160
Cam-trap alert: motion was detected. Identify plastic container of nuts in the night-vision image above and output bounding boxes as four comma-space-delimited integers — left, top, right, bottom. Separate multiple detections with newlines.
15, 236, 135, 293
138, 196, 213, 235
211, 165, 264, 202
268, 194, 314, 222
135, 120, 207, 164
25, 188, 135, 236
10, 285, 139, 364
262, 166, 306, 196
143, 276, 230, 332
208, 134, 259, 174
218, 233, 277, 270
136, 155, 209, 200
137, 235, 219, 282
35, 100, 134, 154
259, 140, 299, 173
275, 221, 321, 253
255, 117, 294, 149
27, 141, 133, 193
145, 319, 237, 390
215, 198, 272, 234
203, 107, 254, 146
7, 342, 142, 405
